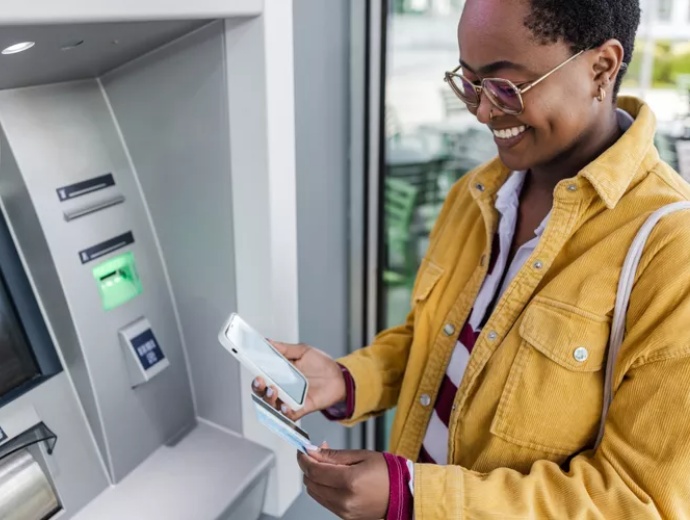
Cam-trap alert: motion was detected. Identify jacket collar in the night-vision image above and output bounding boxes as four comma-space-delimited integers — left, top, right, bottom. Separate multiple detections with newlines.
469, 96, 659, 209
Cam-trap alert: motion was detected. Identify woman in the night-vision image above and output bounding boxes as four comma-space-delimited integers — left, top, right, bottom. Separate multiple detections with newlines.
255, 0, 690, 518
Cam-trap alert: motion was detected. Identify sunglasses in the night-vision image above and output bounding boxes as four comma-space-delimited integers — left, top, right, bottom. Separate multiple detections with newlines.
443, 50, 585, 115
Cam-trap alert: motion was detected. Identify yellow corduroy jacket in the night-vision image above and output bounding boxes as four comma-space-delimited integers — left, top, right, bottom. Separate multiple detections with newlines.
339, 97, 690, 519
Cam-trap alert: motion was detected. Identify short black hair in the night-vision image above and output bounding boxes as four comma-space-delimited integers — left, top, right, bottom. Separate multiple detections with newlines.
524, 0, 641, 95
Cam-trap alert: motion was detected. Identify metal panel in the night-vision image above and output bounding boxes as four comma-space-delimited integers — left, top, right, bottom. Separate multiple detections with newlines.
0, 374, 109, 516
101, 22, 242, 433
0, 80, 195, 482
277, 2, 353, 517
0, 21, 209, 90
0, 0, 261, 25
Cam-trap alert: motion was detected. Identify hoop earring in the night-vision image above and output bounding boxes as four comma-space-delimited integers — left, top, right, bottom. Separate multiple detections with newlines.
597, 86, 607, 103
489, 109, 495, 120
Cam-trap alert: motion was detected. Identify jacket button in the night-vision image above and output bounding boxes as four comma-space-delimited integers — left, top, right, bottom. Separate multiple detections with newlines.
533, 260, 544, 270
443, 324, 456, 336
475, 183, 485, 192
573, 347, 589, 362
420, 394, 431, 407
487, 331, 498, 341
567, 184, 578, 192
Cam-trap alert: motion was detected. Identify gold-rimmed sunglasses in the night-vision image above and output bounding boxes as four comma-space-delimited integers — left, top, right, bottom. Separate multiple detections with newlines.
443, 50, 585, 115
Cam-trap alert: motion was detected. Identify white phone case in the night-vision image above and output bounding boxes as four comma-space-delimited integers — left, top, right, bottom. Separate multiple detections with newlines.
218, 313, 308, 411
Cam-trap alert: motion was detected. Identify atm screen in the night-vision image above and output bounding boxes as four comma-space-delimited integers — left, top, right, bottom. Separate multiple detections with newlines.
0, 274, 39, 398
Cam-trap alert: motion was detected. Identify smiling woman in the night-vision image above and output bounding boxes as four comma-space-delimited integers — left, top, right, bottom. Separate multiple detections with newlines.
257, 0, 690, 519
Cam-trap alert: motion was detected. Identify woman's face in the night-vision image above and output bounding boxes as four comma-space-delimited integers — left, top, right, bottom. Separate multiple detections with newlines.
458, 0, 605, 172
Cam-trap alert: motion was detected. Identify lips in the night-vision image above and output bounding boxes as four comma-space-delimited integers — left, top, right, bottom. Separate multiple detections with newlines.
492, 125, 528, 139
491, 124, 531, 149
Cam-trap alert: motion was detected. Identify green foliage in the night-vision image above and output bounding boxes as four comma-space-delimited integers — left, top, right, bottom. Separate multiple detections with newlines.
625, 40, 690, 88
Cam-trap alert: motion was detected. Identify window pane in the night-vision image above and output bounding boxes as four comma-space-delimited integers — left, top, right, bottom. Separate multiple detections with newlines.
379, 0, 495, 448
658, 0, 673, 21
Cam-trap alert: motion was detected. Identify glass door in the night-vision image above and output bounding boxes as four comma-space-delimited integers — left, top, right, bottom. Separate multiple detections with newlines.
377, 0, 495, 449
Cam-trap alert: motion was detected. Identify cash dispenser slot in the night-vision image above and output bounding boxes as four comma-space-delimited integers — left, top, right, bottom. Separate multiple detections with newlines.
0, 411, 61, 520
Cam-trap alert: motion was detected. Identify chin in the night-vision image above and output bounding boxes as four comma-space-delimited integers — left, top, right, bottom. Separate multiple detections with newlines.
497, 149, 534, 172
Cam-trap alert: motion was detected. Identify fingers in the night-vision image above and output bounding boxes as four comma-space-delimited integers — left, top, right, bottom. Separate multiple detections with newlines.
251, 377, 308, 420
297, 451, 350, 489
268, 340, 310, 361
251, 376, 266, 395
308, 448, 366, 466
303, 475, 340, 516
285, 404, 307, 421
251, 378, 281, 409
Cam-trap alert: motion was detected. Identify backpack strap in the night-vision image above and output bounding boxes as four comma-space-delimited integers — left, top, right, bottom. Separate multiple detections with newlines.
594, 201, 690, 450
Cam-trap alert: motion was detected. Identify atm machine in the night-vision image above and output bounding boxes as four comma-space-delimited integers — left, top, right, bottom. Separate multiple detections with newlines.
0, 1, 303, 519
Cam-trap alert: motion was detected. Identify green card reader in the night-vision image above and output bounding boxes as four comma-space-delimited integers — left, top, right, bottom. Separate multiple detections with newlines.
92, 252, 143, 310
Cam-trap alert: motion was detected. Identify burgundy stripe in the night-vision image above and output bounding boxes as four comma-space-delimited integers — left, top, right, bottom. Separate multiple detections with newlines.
383, 453, 412, 520
418, 444, 436, 464
487, 232, 501, 274
434, 375, 457, 427
458, 321, 480, 353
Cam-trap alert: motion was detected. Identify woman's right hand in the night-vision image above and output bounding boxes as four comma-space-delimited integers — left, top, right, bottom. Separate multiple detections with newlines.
251, 341, 346, 421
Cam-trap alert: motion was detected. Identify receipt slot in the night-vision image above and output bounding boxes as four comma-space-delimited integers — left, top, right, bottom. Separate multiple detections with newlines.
118, 318, 169, 388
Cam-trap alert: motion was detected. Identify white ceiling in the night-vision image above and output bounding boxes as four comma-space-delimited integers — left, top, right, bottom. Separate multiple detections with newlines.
0, 20, 212, 90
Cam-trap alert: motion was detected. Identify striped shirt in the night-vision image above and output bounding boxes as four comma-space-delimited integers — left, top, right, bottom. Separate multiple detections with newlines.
419, 169, 547, 464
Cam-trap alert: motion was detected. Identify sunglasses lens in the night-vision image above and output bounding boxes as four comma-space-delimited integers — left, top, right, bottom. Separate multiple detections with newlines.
447, 74, 479, 106
484, 79, 523, 113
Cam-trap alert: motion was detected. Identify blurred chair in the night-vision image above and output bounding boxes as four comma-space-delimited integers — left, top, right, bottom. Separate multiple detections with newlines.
677, 139, 690, 183
383, 177, 419, 289
655, 132, 679, 171
677, 74, 690, 117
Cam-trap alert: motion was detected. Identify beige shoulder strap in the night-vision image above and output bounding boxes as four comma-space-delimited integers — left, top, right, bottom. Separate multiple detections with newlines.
594, 201, 690, 450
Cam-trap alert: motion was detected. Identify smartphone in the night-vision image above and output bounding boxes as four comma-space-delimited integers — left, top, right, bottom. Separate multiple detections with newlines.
218, 313, 308, 410
251, 394, 316, 454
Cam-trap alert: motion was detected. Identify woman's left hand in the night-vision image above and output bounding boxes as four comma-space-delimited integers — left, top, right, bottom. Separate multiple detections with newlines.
297, 448, 390, 520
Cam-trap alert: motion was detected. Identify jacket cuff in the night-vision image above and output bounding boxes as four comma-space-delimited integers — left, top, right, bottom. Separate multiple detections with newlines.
415, 463, 464, 518
383, 453, 413, 520
321, 364, 355, 420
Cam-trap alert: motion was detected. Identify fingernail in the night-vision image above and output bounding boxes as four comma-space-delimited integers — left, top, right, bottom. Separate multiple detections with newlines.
281, 404, 288, 414
266, 388, 274, 397
306, 445, 320, 453
252, 379, 260, 388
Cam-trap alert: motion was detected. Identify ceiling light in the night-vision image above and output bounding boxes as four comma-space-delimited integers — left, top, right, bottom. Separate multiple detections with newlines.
2, 42, 35, 55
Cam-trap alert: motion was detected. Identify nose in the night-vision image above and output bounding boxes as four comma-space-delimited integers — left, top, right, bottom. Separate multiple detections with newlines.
474, 90, 505, 125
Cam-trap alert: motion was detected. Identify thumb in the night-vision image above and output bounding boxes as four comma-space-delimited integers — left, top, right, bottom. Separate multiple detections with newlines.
308, 448, 365, 466
269, 341, 309, 361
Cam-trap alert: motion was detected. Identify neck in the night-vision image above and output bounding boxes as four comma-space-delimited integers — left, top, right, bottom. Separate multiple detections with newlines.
528, 108, 621, 193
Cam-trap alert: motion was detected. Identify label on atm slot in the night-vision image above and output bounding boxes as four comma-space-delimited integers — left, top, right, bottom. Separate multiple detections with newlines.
79, 231, 135, 264
57, 173, 116, 202
130, 329, 165, 370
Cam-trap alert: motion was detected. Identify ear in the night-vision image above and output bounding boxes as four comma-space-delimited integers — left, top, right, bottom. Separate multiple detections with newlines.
592, 39, 625, 93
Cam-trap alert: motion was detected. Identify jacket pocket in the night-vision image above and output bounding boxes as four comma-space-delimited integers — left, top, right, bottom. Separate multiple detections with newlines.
412, 259, 444, 304
490, 298, 610, 456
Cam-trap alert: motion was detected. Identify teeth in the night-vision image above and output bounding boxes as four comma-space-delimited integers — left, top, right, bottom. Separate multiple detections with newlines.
493, 125, 527, 139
